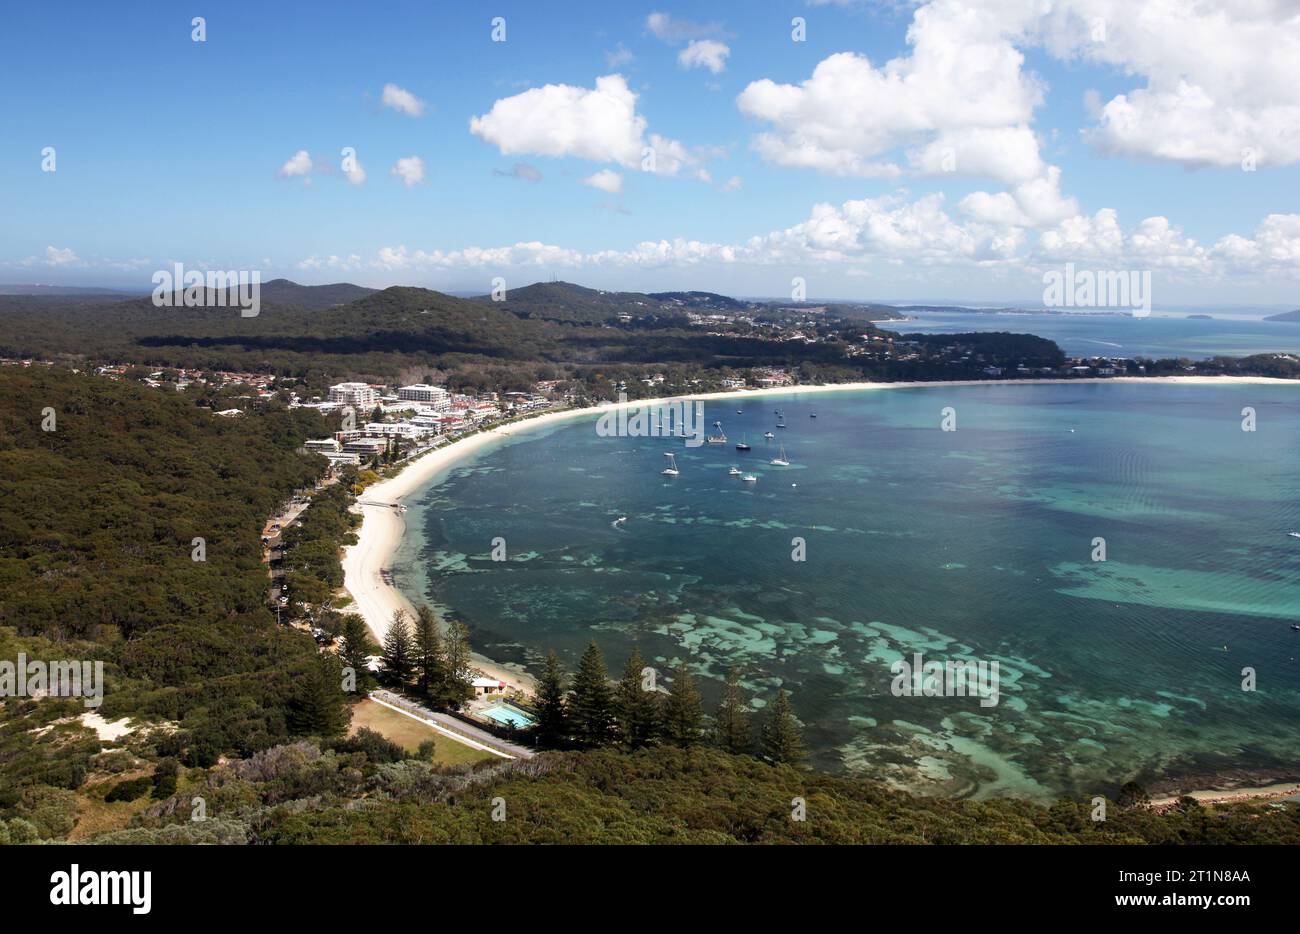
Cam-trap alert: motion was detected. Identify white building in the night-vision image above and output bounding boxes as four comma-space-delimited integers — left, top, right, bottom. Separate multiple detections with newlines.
304, 438, 341, 453
363, 422, 434, 440
328, 382, 380, 409
321, 451, 361, 467
410, 413, 445, 431
398, 384, 450, 411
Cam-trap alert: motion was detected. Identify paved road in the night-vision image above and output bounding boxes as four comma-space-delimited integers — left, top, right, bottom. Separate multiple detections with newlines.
370, 690, 535, 760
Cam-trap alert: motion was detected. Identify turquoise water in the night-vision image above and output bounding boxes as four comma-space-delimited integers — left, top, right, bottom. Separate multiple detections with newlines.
884, 311, 1300, 360
392, 383, 1300, 799
480, 704, 535, 729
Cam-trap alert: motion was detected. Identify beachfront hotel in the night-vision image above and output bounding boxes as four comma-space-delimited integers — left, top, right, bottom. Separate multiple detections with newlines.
398, 384, 451, 411
328, 382, 380, 409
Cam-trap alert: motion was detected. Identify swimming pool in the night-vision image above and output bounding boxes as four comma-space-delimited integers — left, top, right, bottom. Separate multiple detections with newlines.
479, 704, 535, 729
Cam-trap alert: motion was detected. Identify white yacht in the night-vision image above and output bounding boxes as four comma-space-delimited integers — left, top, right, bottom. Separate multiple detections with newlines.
770, 444, 790, 466
728, 466, 742, 476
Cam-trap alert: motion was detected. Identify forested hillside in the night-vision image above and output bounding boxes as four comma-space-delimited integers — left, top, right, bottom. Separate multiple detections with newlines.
0, 284, 1073, 400
0, 369, 341, 832
92, 743, 1300, 845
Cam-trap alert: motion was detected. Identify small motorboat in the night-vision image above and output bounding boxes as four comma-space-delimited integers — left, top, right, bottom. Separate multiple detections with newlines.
742, 474, 757, 482
728, 466, 741, 476
763, 431, 775, 439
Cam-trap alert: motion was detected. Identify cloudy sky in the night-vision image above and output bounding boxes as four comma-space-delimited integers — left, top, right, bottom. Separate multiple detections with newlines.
4, 0, 1299, 304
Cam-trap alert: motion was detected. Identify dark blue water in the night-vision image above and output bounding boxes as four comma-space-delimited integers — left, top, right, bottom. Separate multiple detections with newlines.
393, 383, 1300, 798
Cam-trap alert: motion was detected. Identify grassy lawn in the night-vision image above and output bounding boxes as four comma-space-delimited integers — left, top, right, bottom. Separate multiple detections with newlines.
349, 699, 498, 767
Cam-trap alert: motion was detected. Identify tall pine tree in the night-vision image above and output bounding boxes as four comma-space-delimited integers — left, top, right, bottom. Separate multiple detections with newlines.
663, 657, 704, 747
534, 649, 570, 747
287, 654, 350, 738
381, 609, 414, 688
440, 619, 475, 708
338, 613, 375, 694
412, 604, 448, 700
614, 645, 660, 749
570, 640, 615, 747
761, 687, 805, 766
713, 667, 751, 754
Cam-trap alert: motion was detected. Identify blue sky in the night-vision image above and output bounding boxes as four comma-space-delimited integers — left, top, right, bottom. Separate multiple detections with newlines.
3, 0, 1298, 305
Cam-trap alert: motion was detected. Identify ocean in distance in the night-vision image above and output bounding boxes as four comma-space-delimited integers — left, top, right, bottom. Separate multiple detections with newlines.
883, 310, 1300, 360
390, 382, 1300, 799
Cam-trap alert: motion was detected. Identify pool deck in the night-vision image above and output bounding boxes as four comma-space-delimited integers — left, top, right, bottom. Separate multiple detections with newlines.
479, 702, 536, 729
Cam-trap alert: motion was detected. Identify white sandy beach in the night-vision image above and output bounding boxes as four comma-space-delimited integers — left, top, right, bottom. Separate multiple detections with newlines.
340, 374, 1299, 697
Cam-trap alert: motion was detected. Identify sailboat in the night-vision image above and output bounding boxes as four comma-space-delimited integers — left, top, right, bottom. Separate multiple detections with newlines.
661, 452, 680, 476
776, 416, 786, 429
706, 420, 728, 444
770, 444, 790, 466
735, 434, 751, 451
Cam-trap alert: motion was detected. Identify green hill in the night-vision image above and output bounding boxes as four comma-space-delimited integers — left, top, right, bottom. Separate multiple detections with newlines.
258, 278, 376, 309
481, 280, 678, 324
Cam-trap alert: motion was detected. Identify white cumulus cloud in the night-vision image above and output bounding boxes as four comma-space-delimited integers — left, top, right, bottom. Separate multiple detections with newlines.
390, 156, 426, 188
343, 157, 366, 186
278, 150, 312, 178
1034, 0, 1300, 168
381, 83, 425, 117
678, 40, 730, 74
469, 74, 694, 175
582, 169, 624, 193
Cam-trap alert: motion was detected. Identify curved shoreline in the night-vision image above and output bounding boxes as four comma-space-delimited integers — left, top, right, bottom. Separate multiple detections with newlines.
339, 374, 1298, 709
